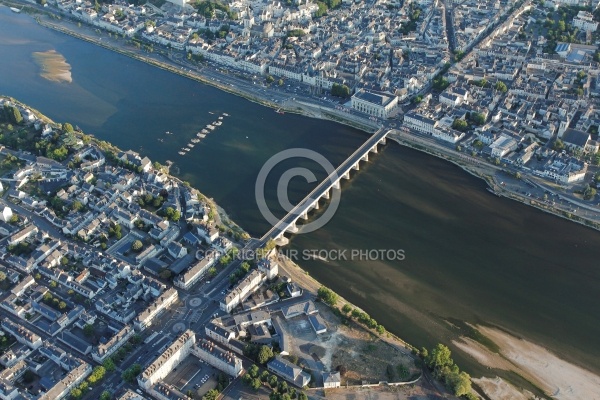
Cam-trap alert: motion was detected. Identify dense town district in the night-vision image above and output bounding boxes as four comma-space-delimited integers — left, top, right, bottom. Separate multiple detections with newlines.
9, 0, 600, 228
0, 99, 467, 400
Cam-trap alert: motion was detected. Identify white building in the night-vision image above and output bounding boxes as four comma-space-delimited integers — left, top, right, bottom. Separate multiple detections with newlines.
490, 134, 518, 158
138, 330, 196, 391
220, 270, 266, 313
404, 112, 437, 134
191, 339, 243, 377
322, 372, 341, 388
257, 258, 278, 280
92, 325, 135, 362
0, 207, 13, 223
174, 253, 218, 290
134, 287, 178, 331
351, 89, 398, 119
573, 11, 598, 32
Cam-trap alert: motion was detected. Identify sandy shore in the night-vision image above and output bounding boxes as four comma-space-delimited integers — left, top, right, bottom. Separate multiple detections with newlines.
32, 49, 72, 83
456, 326, 600, 400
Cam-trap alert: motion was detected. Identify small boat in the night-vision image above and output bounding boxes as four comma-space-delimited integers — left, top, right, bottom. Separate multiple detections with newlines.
184, 148, 190, 152
178, 151, 186, 155
201, 129, 209, 133
223, 113, 229, 117
197, 133, 206, 138
191, 138, 200, 143
275, 108, 284, 114
187, 143, 195, 148
215, 121, 222, 126
166, 131, 172, 135
218, 116, 224, 120
209, 112, 214, 114
157, 138, 164, 142
10, 7, 20, 13
206, 125, 215, 130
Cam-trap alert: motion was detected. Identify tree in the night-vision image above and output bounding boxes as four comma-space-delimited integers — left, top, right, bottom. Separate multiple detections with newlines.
433, 77, 450, 90
202, 389, 220, 400
331, 83, 351, 97
515, 172, 522, 180
72, 201, 84, 212
584, 184, 597, 200
121, 364, 142, 383
278, 79, 284, 86
495, 81, 508, 93
278, 381, 288, 393
266, 75, 275, 84
452, 118, 468, 131
62, 123, 74, 133
260, 370, 270, 382
341, 304, 352, 314
70, 388, 83, 399
317, 286, 338, 306
9, 214, 18, 224
159, 269, 172, 280
131, 240, 143, 252
553, 139, 565, 151
164, 207, 181, 221
58, 301, 67, 310
248, 364, 259, 378
50, 280, 57, 288
0, 271, 5, 282
103, 357, 116, 373
470, 113, 485, 126
83, 324, 94, 337
427, 344, 453, 371
298, 392, 308, 400
268, 374, 278, 388
251, 378, 262, 390
447, 370, 472, 396
257, 345, 274, 364
3, 105, 23, 125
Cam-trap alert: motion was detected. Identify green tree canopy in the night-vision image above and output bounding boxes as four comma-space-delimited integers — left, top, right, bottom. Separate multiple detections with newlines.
131, 240, 143, 252
317, 286, 338, 305
331, 83, 351, 97
257, 345, 274, 364
452, 118, 468, 131
495, 81, 508, 93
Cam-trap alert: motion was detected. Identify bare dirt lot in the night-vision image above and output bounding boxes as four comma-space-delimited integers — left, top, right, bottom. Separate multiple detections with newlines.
315, 303, 419, 385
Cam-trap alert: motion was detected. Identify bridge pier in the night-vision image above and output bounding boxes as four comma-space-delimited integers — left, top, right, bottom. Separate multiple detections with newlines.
342, 171, 350, 180
323, 190, 330, 199
380, 137, 387, 145
274, 235, 289, 246
333, 181, 341, 190
300, 210, 309, 220
286, 220, 299, 233
371, 146, 378, 154
352, 162, 360, 171
361, 154, 369, 162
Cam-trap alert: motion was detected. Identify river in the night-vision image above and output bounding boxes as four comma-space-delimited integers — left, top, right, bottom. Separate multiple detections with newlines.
2, 6, 600, 388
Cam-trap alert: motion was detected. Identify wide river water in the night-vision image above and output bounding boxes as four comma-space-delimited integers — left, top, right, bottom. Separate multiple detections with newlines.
1, 7, 599, 382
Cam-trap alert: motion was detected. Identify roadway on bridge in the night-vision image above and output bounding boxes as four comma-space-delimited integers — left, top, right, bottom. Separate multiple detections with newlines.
260, 128, 389, 244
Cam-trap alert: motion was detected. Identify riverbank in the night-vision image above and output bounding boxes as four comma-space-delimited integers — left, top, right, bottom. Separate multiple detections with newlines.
1, 94, 247, 236
1, 0, 381, 134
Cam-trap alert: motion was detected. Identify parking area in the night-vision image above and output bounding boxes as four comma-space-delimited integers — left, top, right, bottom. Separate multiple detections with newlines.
164, 356, 220, 397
